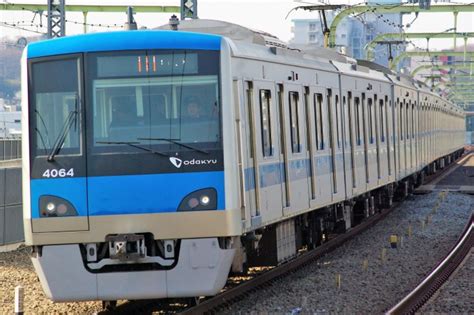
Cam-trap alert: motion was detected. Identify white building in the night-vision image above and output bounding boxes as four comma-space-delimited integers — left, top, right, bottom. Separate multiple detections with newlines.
0, 109, 21, 139
290, 1, 406, 68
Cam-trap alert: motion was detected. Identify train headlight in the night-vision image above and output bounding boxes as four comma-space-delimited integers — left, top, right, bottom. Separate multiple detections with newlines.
178, 188, 217, 211
200, 195, 210, 206
46, 202, 56, 213
39, 195, 78, 217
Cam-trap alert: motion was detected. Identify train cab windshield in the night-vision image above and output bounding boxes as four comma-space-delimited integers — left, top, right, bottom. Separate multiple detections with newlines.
88, 50, 221, 155
29, 49, 222, 177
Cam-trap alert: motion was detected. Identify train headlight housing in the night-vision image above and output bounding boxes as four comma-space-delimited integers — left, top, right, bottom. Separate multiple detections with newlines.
178, 188, 217, 211
39, 195, 78, 217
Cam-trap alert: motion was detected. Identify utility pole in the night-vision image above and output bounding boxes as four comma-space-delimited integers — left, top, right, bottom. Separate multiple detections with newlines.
181, 0, 198, 20
374, 40, 406, 69
47, 0, 65, 38
296, 4, 343, 48
124, 7, 137, 30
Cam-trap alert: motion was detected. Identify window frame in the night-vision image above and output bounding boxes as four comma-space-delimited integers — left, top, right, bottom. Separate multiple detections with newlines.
259, 89, 273, 157
288, 91, 301, 153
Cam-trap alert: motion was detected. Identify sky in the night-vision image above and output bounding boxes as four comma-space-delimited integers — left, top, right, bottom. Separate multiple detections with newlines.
0, 0, 473, 51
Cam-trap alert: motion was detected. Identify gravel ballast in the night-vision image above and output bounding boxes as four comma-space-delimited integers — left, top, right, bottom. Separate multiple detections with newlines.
221, 192, 473, 314
0, 247, 102, 313
420, 250, 473, 314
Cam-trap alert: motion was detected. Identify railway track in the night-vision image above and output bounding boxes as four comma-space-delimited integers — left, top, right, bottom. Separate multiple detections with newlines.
416, 151, 474, 194
99, 151, 470, 315
387, 213, 473, 315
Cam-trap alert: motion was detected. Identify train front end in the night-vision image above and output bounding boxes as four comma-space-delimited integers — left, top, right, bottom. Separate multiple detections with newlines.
22, 31, 240, 301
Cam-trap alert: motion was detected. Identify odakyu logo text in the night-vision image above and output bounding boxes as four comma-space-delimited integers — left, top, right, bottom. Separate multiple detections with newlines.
169, 157, 218, 168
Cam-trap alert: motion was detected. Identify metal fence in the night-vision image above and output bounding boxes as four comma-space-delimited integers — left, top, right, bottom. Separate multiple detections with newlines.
0, 166, 23, 245
0, 139, 22, 161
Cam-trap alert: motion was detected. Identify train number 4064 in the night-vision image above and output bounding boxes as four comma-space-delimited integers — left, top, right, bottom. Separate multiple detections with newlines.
42, 168, 75, 178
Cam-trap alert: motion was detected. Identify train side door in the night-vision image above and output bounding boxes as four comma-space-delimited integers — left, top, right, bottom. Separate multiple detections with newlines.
308, 86, 331, 206
342, 91, 353, 199
400, 96, 407, 177
276, 84, 290, 213
374, 94, 382, 185
305, 85, 329, 208
251, 81, 283, 222
365, 93, 377, 190
326, 88, 345, 202
407, 99, 413, 173
361, 93, 370, 189
304, 86, 317, 207
388, 85, 397, 182
282, 83, 310, 214
241, 81, 260, 226
352, 92, 366, 193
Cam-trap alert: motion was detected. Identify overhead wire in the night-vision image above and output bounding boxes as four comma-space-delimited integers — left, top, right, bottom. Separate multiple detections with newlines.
64, 19, 124, 29
0, 21, 45, 34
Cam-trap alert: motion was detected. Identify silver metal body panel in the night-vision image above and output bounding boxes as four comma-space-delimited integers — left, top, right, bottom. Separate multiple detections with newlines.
32, 238, 235, 301
224, 36, 464, 233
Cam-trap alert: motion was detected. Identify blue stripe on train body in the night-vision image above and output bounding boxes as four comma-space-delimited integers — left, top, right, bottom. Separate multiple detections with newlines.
30, 171, 225, 218
245, 156, 333, 191
27, 30, 222, 59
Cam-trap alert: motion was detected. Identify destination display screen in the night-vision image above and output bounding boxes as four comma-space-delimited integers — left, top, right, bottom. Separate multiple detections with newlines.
96, 52, 199, 78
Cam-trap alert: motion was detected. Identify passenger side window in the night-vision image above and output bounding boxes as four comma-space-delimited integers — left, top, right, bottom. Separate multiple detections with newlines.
368, 98, 374, 144
314, 93, 324, 150
246, 82, 254, 158
335, 95, 341, 148
355, 97, 361, 146
259, 89, 273, 157
343, 95, 350, 148
399, 99, 404, 141
289, 91, 301, 153
379, 99, 385, 142
347, 93, 353, 148
327, 89, 333, 149
406, 100, 410, 139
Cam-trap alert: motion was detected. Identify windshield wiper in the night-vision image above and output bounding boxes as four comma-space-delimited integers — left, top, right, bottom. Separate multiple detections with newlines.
97, 141, 170, 157
35, 127, 48, 156
35, 109, 51, 148
47, 109, 78, 162
138, 138, 209, 155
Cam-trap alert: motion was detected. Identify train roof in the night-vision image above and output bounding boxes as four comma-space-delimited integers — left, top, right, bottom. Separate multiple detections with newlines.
332, 59, 390, 83
26, 30, 222, 59
158, 19, 353, 72
158, 19, 354, 63
157, 19, 288, 49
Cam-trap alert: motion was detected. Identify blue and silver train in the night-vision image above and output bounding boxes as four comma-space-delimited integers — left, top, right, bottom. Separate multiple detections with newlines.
22, 20, 465, 304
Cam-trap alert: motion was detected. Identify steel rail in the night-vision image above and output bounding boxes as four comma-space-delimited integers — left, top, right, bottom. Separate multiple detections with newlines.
386, 214, 473, 315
